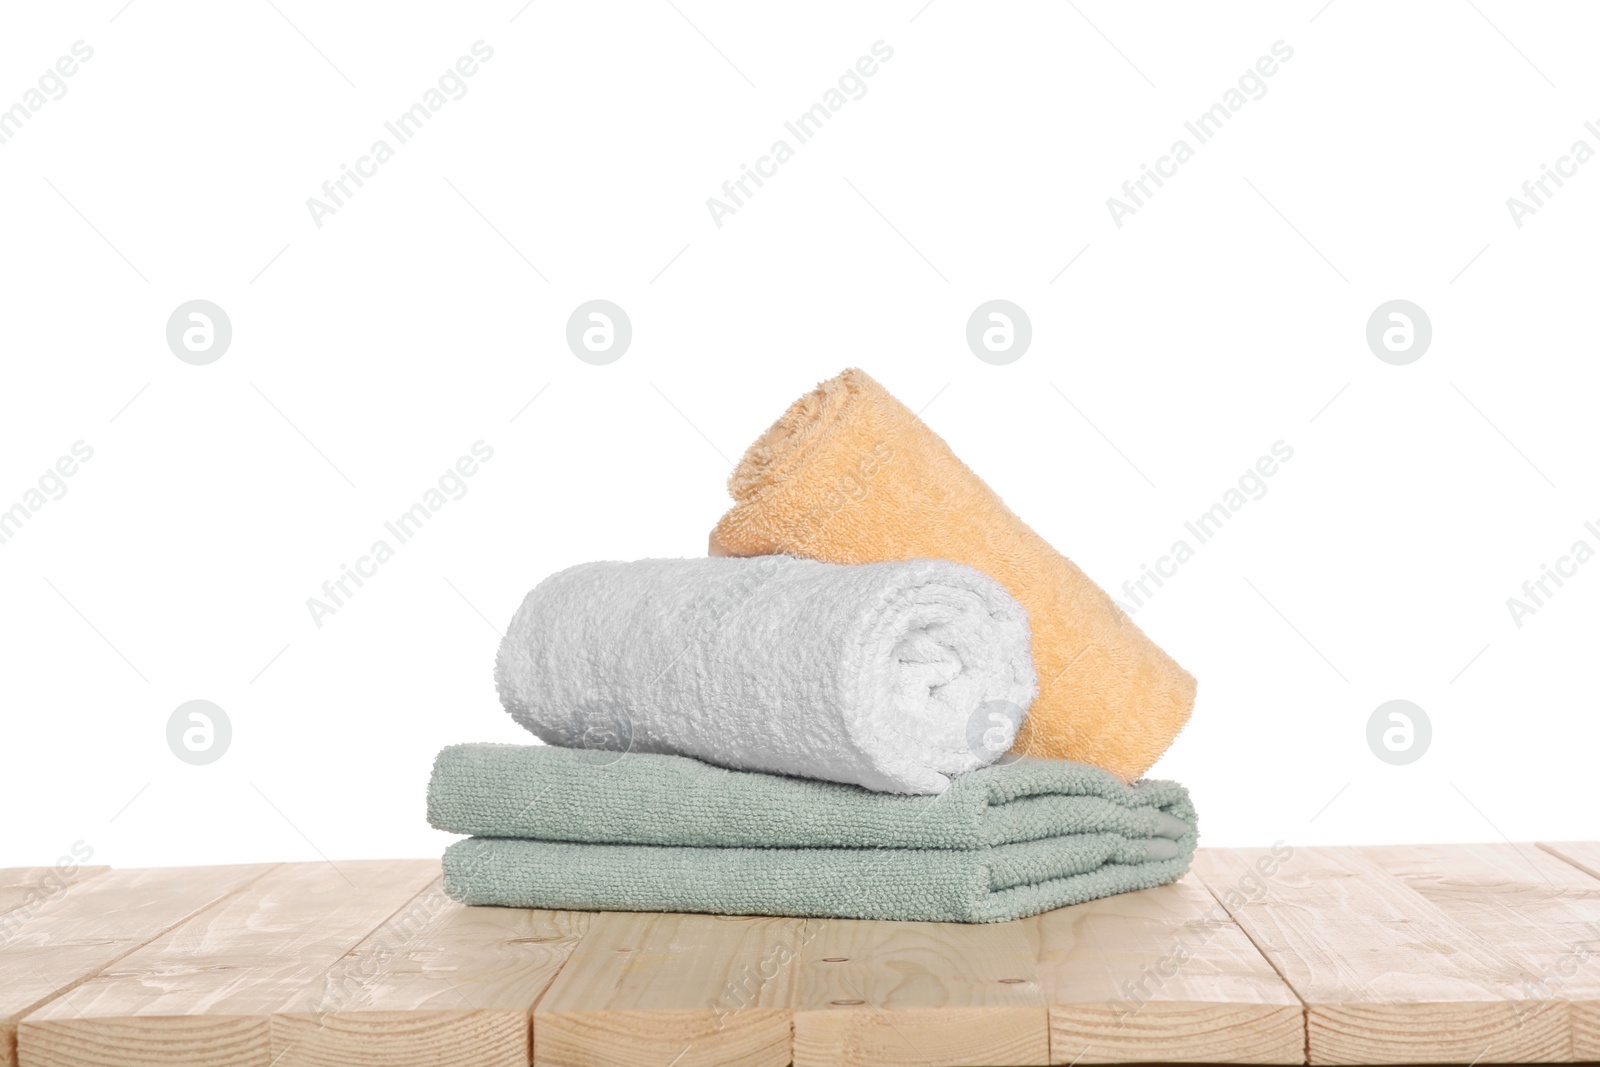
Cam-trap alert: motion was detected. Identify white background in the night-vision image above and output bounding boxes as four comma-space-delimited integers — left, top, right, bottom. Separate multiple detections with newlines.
2, 0, 1596, 869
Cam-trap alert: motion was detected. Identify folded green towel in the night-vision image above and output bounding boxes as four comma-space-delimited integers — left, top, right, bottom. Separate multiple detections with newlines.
429, 743, 1192, 849
431, 744, 1197, 923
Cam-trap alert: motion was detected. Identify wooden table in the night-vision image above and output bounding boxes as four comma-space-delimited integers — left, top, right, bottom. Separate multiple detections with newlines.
2, 844, 1597, 1066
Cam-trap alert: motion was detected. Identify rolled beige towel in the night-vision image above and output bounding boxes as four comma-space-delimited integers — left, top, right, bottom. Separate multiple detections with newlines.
711, 368, 1196, 782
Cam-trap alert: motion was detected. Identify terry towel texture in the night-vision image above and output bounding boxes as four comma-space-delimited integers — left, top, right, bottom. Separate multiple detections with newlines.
431, 744, 1197, 923
710, 368, 1197, 782
494, 555, 1038, 795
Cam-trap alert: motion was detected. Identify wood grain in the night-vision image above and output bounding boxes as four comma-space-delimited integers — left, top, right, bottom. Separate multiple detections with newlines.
0, 864, 274, 1067
0, 866, 107, 921
1541, 841, 1600, 881
9, 848, 1600, 1066
533, 911, 808, 1067
1545, 829, 1600, 1062
1028, 872, 1303, 1064
792, 916, 1048, 1067
1192, 846, 1567, 1065
1368, 842, 1600, 1062
270, 879, 589, 1067
20, 859, 439, 1067
1543, 834, 1600, 1058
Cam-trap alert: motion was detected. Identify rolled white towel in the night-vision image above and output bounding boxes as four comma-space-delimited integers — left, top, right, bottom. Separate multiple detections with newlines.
494, 556, 1038, 794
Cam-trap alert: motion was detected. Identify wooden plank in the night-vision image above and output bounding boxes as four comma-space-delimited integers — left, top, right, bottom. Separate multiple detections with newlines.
0, 866, 107, 921
20, 859, 440, 1067
1192, 846, 1567, 1065
533, 910, 808, 1067
1371, 842, 1600, 1062
1540, 840, 1600, 881
0, 864, 275, 1067
6, 846, 1595, 1066
791, 916, 1048, 1067
1027, 873, 1303, 1064
1539, 840, 1600, 1061
270, 878, 589, 1067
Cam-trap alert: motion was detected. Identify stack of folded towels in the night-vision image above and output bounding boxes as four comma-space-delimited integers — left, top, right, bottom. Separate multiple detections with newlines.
428, 368, 1199, 923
